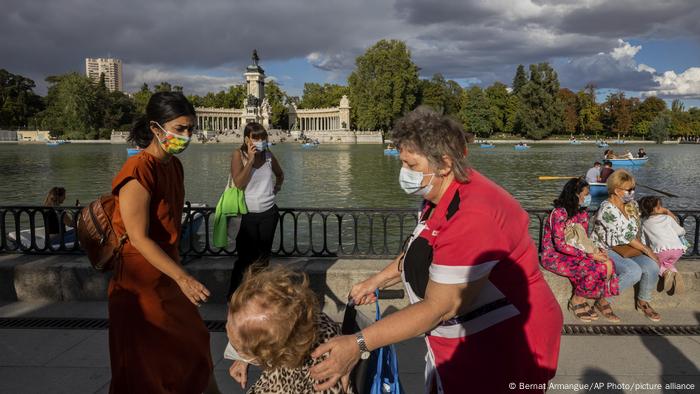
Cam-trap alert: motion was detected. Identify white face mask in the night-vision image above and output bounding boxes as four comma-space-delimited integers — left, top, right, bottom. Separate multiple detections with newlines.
621, 190, 635, 203
253, 140, 267, 151
399, 167, 434, 196
224, 342, 257, 365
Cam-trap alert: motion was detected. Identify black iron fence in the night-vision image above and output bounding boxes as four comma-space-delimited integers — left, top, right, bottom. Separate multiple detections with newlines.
1, 205, 698, 259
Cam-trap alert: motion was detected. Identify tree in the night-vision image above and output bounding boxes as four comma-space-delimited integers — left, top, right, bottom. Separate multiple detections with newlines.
0, 69, 44, 128
459, 86, 491, 137
36, 73, 101, 138
298, 83, 348, 109
648, 113, 670, 143
484, 82, 509, 133
557, 88, 578, 134
514, 62, 563, 139
576, 85, 602, 134
512, 64, 527, 96
154, 82, 173, 93
132, 83, 152, 115
265, 80, 289, 129
602, 92, 633, 135
348, 39, 419, 131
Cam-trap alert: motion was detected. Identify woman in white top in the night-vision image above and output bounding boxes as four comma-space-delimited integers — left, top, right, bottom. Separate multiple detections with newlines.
639, 196, 687, 294
591, 169, 661, 321
227, 122, 284, 297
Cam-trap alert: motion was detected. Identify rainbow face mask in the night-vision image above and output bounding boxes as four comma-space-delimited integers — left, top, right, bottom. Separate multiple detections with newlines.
155, 122, 191, 154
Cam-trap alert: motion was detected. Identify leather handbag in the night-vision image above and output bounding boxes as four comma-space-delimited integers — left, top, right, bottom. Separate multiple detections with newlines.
76, 194, 128, 272
611, 244, 642, 258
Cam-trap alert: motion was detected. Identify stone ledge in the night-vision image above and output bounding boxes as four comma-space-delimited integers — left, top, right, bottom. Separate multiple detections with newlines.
1, 254, 698, 316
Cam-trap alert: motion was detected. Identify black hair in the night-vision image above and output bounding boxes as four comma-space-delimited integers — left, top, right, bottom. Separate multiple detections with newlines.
553, 177, 590, 217
128, 92, 197, 149
638, 196, 662, 218
594, 161, 601, 166
239, 122, 268, 154
603, 160, 612, 167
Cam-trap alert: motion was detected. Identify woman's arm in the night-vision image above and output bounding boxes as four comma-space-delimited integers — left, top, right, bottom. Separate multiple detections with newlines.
349, 254, 403, 305
119, 179, 210, 305
628, 238, 659, 262
310, 276, 489, 390
231, 148, 255, 189
270, 153, 284, 194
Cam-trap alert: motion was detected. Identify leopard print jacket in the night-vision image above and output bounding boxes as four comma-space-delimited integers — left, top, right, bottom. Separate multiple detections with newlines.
248, 312, 355, 394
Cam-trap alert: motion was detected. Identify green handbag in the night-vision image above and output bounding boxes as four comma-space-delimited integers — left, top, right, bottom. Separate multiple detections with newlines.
213, 176, 248, 248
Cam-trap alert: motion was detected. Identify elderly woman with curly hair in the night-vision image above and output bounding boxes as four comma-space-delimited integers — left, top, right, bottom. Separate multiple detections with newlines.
309, 107, 563, 394
225, 265, 353, 394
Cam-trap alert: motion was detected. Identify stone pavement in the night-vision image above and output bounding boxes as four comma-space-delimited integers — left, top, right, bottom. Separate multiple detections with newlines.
0, 301, 698, 394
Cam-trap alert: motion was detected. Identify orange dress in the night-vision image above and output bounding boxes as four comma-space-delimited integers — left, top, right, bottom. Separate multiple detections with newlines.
108, 152, 212, 393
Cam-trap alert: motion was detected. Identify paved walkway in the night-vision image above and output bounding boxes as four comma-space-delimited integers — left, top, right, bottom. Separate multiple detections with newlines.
0, 302, 698, 394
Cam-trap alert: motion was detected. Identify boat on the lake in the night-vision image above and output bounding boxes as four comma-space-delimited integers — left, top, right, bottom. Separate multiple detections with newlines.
589, 182, 608, 197
126, 147, 142, 157
480, 143, 496, 149
597, 141, 609, 148
608, 157, 649, 167
514, 144, 530, 151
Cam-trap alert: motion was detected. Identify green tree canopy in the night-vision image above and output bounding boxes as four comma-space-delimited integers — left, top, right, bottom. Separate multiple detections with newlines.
348, 39, 419, 131
460, 86, 491, 137
298, 83, 348, 109
0, 69, 44, 129
514, 62, 563, 139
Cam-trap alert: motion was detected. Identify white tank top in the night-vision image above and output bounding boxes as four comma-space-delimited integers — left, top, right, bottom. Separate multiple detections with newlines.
241, 151, 275, 213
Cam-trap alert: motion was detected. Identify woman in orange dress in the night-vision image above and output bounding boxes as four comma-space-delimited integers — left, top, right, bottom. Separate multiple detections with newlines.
109, 92, 218, 393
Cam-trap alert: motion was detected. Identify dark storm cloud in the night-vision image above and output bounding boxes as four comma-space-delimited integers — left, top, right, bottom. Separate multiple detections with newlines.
0, 0, 697, 96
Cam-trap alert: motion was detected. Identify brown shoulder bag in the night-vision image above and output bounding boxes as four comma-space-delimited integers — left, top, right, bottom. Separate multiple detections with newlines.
611, 244, 642, 258
76, 194, 128, 272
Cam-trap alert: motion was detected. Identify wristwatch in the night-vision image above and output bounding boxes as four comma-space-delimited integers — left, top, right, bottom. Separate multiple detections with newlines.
355, 331, 371, 360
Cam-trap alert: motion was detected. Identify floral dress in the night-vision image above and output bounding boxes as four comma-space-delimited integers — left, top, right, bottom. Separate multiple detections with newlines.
541, 207, 619, 298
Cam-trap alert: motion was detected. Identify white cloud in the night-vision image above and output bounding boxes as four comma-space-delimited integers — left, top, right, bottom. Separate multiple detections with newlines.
124, 64, 242, 95
652, 68, 700, 98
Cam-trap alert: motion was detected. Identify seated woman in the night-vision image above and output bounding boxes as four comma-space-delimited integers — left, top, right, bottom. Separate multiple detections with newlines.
541, 178, 620, 322
43, 186, 76, 244
225, 266, 352, 394
591, 169, 661, 321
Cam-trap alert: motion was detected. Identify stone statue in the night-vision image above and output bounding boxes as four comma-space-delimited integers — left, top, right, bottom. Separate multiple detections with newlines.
252, 49, 259, 66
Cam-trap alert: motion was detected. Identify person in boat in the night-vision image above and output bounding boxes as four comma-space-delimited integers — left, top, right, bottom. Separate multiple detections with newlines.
621, 150, 634, 160
541, 178, 619, 322
637, 148, 647, 158
599, 161, 614, 183
585, 162, 602, 184
43, 186, 76, 244
604, 149, 616, 160
387, 143, 396, 150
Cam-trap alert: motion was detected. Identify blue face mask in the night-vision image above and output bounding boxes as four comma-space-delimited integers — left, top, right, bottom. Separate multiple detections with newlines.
253, 140, 267, 151
581, 194, 592, 207
399, 167, 434, 196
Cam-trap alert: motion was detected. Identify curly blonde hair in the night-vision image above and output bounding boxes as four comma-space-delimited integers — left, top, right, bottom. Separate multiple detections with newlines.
228, 265, 319, 370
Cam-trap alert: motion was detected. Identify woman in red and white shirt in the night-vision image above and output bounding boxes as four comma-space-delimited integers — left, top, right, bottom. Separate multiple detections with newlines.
310, 108, 563, 394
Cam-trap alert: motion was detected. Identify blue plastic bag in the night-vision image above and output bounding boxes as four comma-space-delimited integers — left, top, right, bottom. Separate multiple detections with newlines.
370, 290, 404, 394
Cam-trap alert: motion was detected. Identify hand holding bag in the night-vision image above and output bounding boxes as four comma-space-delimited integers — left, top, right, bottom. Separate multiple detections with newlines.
341, 290, 404, 394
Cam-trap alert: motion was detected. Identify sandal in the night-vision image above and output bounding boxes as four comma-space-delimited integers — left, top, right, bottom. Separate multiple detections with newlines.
636, 301, 661, 322
594, 300, 621, 323
568, 300, 594, 322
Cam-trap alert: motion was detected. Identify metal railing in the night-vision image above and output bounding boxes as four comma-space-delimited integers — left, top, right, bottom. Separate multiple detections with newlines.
1, 205, 698, 259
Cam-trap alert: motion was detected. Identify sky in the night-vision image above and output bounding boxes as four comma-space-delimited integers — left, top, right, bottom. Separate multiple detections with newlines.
1, 0, 699, 107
